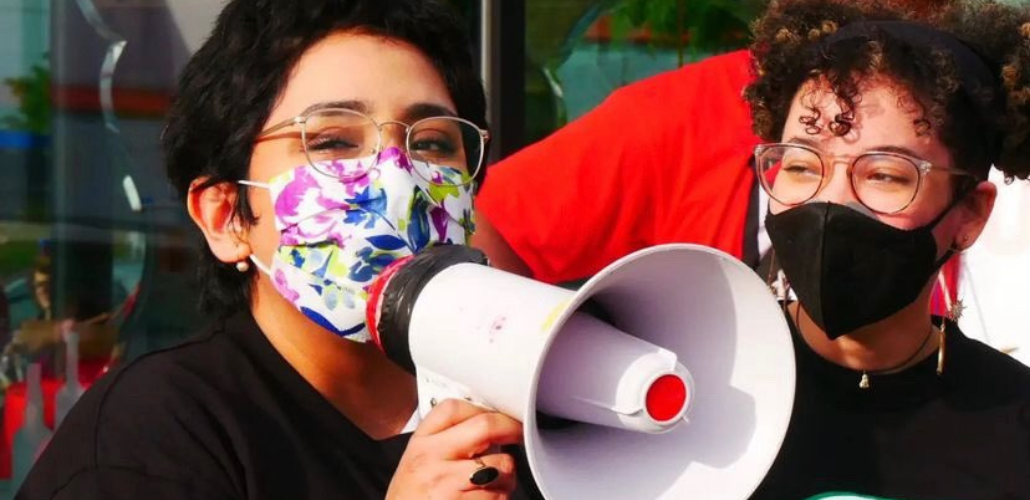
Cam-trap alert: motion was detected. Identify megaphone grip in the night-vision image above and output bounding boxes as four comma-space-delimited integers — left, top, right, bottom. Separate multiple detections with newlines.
372, 245, 489, 374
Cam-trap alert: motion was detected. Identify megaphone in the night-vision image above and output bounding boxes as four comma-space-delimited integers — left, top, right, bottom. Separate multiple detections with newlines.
367, 244, 795, 500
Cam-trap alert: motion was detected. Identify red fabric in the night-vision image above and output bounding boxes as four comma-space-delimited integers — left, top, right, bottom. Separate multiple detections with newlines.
932, 257, 962, 317
477, 50, 760, 284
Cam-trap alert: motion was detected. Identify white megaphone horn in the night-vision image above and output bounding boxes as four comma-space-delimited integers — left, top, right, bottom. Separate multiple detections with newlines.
367, 243, 795, 500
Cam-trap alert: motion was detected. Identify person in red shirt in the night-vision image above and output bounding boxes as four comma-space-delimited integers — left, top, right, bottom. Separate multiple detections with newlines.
476, 50, 759, 283
473, 0, 955, 285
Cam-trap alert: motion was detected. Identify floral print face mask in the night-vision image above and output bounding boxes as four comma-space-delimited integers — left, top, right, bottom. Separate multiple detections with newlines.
239, 147, 474, 341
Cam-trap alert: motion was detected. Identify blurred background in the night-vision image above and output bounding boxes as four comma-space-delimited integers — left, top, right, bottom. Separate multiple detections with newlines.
0, 0, 807, 494
3, 0, 1030, 496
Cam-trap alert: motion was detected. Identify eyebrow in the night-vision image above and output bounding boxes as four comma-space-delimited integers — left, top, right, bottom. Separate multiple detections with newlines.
864, 145, 928, 159
300, 100, 457, 121
785, 136, 822, 149
785, 136, 927, 159
300, 100, 370, 116
402, 102, 458, 122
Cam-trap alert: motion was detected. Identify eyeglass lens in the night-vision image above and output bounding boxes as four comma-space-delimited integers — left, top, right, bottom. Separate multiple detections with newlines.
757, 145, 921, 213
301, 109, 483, 185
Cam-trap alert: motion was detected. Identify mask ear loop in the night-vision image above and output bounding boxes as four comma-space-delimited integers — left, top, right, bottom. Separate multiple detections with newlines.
249, 254, 273, 277
238, 179, 271, 189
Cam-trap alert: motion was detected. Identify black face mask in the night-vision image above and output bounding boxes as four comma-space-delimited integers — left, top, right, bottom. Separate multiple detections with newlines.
765, 202, 954, 339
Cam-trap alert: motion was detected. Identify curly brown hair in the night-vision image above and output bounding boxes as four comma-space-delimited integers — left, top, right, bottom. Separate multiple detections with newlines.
744, 0, 1030, 181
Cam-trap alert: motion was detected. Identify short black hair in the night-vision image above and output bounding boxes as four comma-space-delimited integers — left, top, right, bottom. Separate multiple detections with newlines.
163, 0, 486, 317
745, 0, 1030, 187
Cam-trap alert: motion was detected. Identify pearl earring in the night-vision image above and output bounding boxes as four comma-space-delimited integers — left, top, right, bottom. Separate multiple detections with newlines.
236, 260, 251, 273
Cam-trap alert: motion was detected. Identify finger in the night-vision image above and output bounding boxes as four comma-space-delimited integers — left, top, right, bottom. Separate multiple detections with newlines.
460, 490, 513, 500
433, 412, 523, 458
456, 453, 518, 494
415, 398, 490, 437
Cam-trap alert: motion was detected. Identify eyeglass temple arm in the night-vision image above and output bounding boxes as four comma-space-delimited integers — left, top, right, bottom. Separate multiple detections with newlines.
257, 117, 302, 138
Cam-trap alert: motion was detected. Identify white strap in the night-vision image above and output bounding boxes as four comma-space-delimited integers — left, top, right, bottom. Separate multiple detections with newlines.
249, 254, 273, 276
238, 179, 270, 189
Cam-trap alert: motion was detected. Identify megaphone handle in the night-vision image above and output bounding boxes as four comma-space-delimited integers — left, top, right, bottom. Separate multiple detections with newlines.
416, 368, 495, 418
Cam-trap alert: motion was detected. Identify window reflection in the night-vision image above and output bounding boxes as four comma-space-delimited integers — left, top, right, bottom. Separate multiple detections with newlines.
0, 0, 763, 495
0, 0, 211, 495
524, 0, 757, 144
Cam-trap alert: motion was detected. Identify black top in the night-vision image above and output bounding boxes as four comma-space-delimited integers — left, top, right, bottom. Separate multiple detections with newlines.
17, 313, 542, 500
751, 316, 1030, 500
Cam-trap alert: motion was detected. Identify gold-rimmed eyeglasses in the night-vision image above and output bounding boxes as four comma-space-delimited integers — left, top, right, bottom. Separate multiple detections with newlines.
259, 107, 490, 186
754, 143, 978, 214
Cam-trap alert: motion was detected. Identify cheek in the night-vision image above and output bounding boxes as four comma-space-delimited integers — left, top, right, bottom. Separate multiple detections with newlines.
878, 178, 956, 230
876, 212, 922, 230
769, 199, 790, 215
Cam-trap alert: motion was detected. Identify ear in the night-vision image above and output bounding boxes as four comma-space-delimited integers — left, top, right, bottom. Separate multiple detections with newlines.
953, 180, 997, 250
187, 177, 252, 264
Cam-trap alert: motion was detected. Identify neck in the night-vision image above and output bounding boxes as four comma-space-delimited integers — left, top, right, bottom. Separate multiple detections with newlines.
250, 279, 417, 440
792, 283, 940, 373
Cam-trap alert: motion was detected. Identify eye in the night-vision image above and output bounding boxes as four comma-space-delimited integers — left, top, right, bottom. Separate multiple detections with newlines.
864, 171, 914, 187
781, 160, 821, 178
410, 130, 459, 155
307, 135, 359, 152
857, 157, 918, 187
304, 126, 367, 158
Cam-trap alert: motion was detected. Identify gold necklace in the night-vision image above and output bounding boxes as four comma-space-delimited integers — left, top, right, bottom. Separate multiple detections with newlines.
858, 323, 938, 389
772, 269, 951, 391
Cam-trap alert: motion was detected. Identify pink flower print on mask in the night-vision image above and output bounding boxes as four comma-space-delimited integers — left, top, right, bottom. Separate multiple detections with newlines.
273, 268, 300, 303
250, 151, 474, 339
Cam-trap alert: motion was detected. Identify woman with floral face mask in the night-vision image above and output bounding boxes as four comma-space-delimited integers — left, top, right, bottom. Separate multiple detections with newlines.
742, 1, 1030, 499
18, 2, 541, 500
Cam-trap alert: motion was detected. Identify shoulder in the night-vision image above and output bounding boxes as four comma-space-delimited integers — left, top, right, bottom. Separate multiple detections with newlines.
957, 333, 1030, 378
22, 316, 260, 499
950, 329, 1030, 398
92, 314, 266, 440
90, 316, 255, 416
603, 49, 757, 149
607, 49, 753, 104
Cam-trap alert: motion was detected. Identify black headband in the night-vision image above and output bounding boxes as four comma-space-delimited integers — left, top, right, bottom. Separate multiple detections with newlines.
822, 21, 1004, 174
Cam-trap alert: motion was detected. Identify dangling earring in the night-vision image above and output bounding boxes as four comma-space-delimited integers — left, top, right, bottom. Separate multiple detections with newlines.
236, 260, 251, 273
764, 251, 788, 303
935, 271, 964, 376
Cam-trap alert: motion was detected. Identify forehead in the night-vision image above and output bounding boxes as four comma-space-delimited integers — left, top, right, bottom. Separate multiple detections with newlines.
266, 32, 456, 126
782, 77, 950, 166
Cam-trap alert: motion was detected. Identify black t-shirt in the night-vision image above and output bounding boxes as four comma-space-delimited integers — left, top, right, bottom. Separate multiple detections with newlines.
751, 316, 1030, 500
17, 313, 542, 500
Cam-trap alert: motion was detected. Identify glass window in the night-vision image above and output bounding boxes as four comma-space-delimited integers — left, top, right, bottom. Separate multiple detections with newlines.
0, 1, 221, 495
0, 0, 763, 495
522, 0, 761, 146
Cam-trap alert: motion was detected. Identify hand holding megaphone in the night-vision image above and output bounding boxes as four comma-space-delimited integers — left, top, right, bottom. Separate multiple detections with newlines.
368, 244, 796, 500
387, 398, 522, 499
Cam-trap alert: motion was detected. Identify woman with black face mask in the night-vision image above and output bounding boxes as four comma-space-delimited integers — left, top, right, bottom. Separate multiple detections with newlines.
741, 1, 1030, 499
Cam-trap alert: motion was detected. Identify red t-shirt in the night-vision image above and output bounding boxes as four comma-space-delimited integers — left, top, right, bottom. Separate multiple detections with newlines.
477, 50, 761, 284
